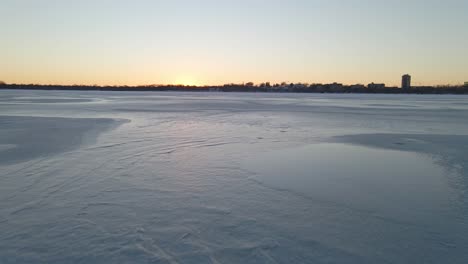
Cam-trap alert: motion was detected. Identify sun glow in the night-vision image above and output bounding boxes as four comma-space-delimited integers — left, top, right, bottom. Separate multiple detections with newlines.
173, 78, 200, 87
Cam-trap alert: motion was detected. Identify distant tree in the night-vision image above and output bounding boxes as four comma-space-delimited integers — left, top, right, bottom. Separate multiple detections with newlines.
0, 81, 5, 85
245, 82, 254, 87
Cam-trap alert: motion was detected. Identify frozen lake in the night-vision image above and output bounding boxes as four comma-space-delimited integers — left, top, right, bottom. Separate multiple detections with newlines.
1, 90, 468, 263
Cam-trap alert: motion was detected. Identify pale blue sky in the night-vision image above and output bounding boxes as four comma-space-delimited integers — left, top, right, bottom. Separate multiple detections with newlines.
1, 0, 467, 86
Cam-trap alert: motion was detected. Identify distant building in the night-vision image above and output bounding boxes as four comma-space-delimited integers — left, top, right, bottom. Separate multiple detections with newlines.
368, 83, 385, 89
310, 84, 325, 92
402, 74, 411, 90
349, 84, 366, 90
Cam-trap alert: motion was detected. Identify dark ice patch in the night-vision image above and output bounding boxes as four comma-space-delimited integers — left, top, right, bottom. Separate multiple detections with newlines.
0, 116, 123, 165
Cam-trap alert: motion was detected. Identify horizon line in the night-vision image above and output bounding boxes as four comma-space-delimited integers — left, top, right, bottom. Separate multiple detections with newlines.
2, 82, 467, 88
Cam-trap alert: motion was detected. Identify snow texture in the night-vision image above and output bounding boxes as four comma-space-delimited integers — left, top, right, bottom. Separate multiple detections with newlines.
0, 90, 467, 263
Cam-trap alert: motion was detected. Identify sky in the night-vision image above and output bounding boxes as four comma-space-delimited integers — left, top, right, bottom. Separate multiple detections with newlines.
1, 0, 467, 86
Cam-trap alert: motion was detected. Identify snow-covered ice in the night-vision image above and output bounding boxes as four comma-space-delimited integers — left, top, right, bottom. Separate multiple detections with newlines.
0, 90, 468, 263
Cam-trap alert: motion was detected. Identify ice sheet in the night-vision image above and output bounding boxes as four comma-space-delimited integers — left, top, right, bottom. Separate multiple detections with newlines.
1, 90, 468, 263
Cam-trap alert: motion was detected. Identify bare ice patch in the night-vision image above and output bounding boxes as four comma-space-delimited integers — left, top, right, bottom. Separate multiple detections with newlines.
244, 142, 461, 224
0, 116, 125, 165
0, 144, 16, 152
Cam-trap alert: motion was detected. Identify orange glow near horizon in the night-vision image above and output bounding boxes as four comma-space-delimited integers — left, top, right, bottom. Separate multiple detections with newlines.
173, 78, 200, 87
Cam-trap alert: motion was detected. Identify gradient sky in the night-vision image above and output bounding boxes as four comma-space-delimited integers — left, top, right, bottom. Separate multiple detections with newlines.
1, 0, 467, 86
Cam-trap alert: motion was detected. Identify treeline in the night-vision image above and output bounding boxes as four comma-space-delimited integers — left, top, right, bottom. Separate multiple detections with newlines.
1, 83, 468, 94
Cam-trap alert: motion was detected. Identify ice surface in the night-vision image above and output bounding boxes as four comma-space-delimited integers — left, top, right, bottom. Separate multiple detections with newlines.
0, 144, 16, 151
244, 143, 464, 235
0, 116, 122, 165
0, 90, 468, 263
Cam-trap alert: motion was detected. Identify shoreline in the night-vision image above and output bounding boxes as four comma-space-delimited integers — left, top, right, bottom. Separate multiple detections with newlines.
2, 84, 468, 95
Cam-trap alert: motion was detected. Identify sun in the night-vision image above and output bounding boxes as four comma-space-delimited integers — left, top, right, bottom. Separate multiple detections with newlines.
174, 78, 199, 87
